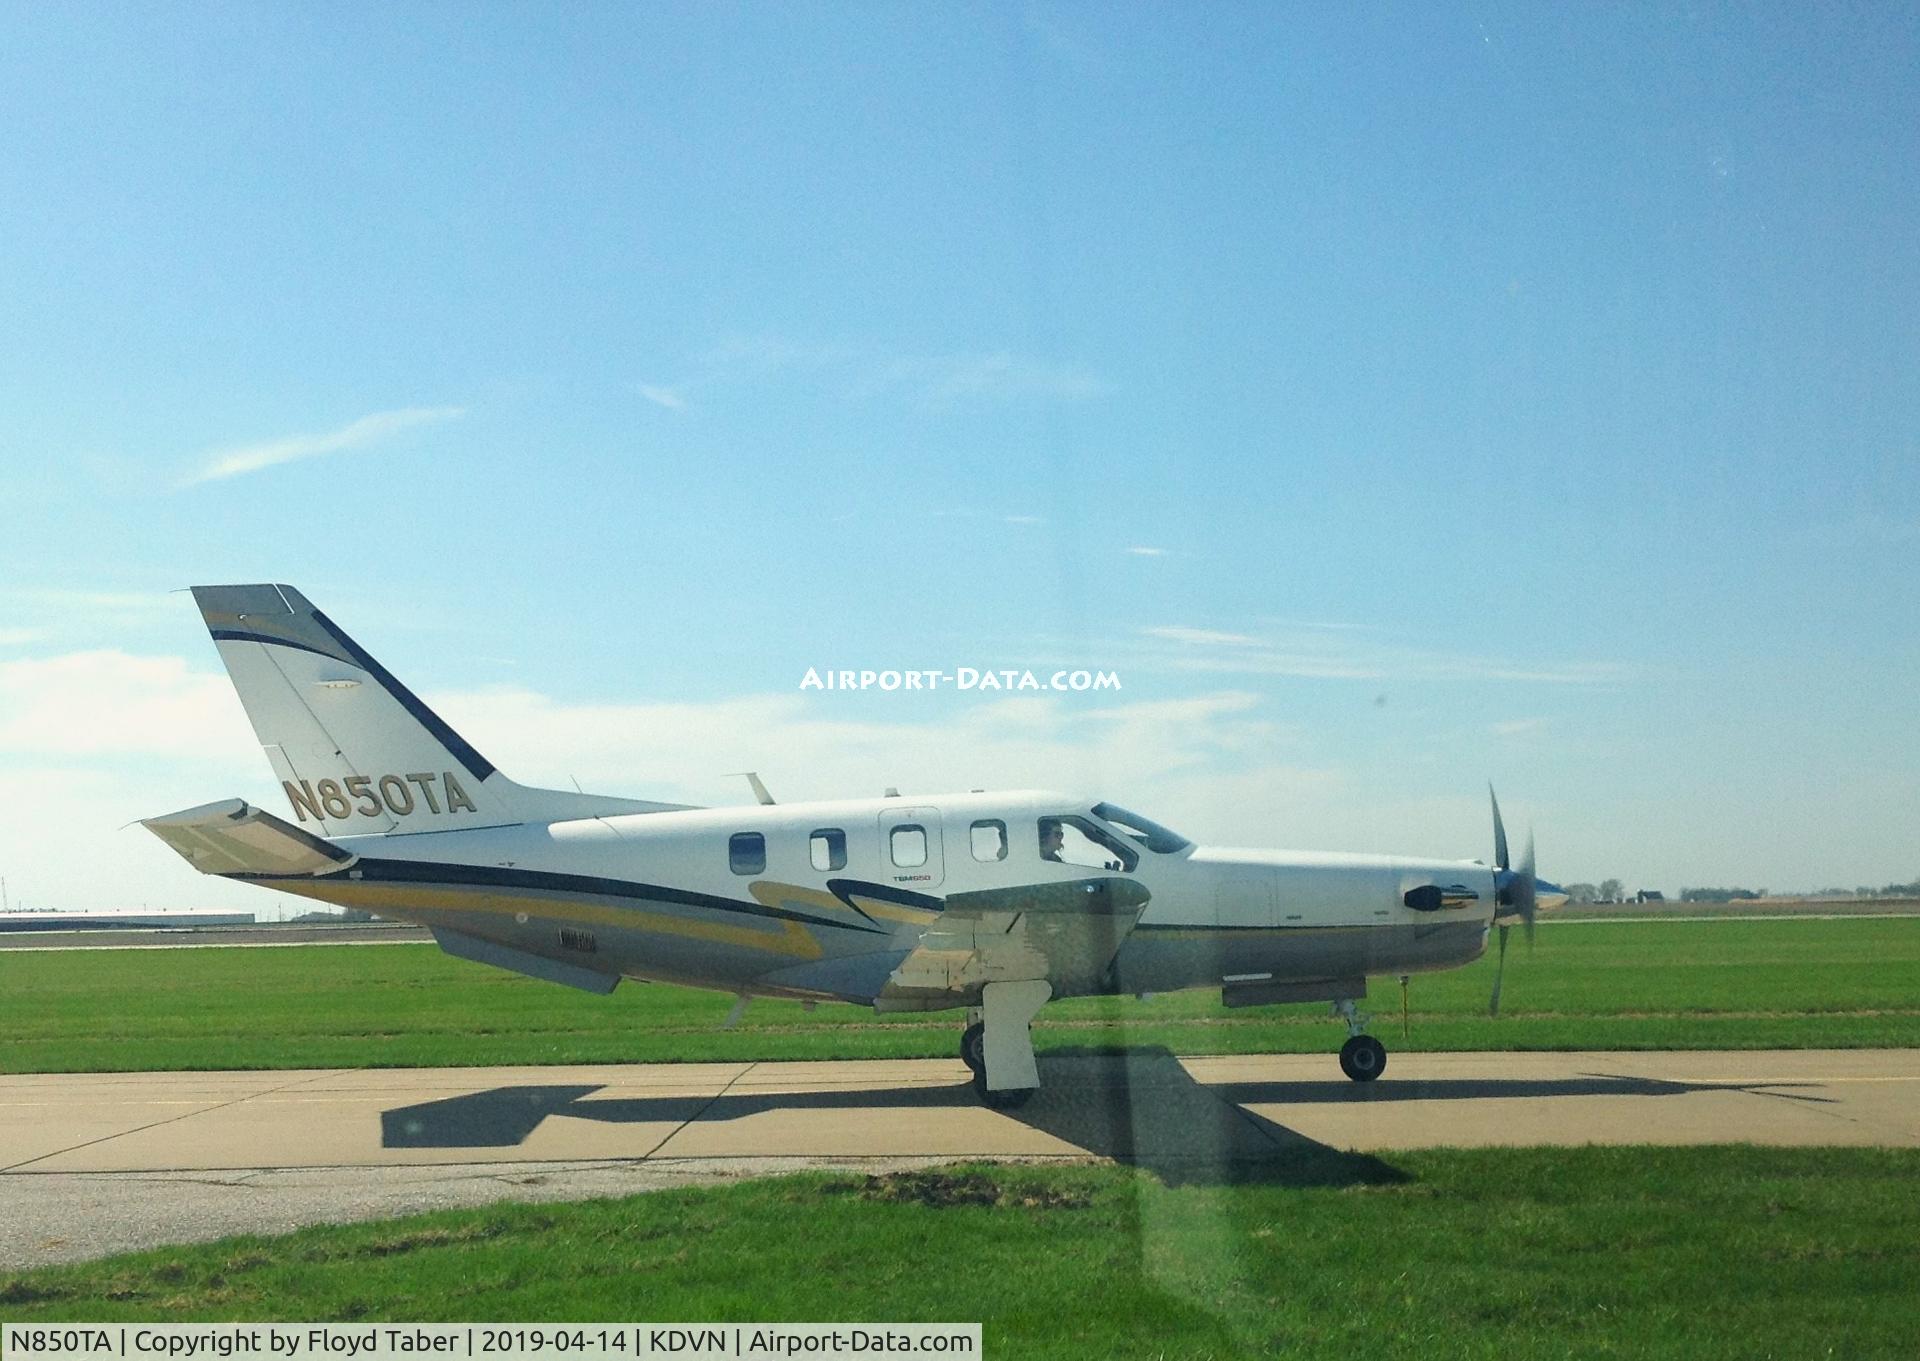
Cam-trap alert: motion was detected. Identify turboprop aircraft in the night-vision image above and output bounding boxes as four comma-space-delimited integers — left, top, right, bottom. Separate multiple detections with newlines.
144, 584, 1567, 1107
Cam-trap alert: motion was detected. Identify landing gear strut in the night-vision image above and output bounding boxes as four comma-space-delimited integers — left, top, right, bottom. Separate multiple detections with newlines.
962, 981, 1051, 1108
1333, 997, 1386, 1082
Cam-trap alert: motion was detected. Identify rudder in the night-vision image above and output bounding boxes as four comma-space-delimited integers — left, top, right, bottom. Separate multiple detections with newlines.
194, 583, 687, 837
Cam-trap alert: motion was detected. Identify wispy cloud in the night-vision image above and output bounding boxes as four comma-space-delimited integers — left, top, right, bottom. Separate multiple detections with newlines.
0, 628, 43, 646
1129, 622, 1629, 686
1143, 626, 1260, 647
0, 666, 1351, 909
433, 683, 1331, 845
637, 384, 685, 411
0, 650, 254, 759
1, 588, 178, 616
1490, 717, 1550, 737
1167, 651, 1388, 681
1126, 546, 1171, 557
867, 352, 1107, 404
698, 332, 1108, 408
1266, 617, 1379, 634
186, 406, 466, 485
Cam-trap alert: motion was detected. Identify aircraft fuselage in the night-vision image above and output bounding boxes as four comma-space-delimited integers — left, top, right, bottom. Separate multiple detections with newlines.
268, 788, 1494, 1008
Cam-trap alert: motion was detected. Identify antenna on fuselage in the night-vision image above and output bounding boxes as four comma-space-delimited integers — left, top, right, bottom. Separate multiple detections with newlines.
726, 772, 776, 805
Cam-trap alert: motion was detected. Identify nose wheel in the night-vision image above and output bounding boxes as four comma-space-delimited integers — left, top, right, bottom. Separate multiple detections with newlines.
1338, 1033, 1387, 1081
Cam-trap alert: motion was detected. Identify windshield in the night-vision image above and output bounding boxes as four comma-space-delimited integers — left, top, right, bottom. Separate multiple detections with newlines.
1091, 802, 1193, 854
1037, 815, 1138, 873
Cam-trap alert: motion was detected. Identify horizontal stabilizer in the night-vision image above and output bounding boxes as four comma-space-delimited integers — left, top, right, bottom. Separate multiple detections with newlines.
142, 799, 357, 877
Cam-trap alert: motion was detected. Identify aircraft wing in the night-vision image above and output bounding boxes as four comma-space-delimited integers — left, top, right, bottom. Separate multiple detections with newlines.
142, 799, 358, 878
878, 875, 1150, 1004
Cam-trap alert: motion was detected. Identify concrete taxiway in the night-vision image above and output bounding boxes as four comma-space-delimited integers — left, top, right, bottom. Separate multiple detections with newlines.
3, 1049, 1915, 1267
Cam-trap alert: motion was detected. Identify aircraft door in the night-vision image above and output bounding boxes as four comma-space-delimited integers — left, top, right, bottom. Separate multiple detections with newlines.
879, 807, 944, 890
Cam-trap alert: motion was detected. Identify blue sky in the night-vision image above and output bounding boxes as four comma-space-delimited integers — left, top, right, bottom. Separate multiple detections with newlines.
1, 4, 1915, 911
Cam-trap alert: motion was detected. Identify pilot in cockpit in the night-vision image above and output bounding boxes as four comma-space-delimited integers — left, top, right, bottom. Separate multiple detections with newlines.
1038, 817, 1065, 862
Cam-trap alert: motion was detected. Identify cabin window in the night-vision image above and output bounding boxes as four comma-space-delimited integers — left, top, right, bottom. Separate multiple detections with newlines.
889, 824, 928, 868
810, 827, 848, 872
970, 819, 1007, 862
729, 832, 766, 875
1037, 815, 1139, 873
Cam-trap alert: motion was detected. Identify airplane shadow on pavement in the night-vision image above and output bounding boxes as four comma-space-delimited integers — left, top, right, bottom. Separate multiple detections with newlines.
378, 1049, 1833, 1187
378, 1050, 1395, 1188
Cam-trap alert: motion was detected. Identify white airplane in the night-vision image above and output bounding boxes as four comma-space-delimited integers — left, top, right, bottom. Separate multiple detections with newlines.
144, 584, 1566, 1107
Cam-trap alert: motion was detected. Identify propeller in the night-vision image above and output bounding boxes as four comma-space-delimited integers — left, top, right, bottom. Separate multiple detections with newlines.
1487, 785, 1542, 1017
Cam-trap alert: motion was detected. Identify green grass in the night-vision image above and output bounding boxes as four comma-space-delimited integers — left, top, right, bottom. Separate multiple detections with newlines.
3, 917, 1918, 1073
3, 1151, 1917, 1358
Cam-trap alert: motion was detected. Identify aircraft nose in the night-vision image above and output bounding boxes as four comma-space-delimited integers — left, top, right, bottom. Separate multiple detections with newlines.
1534, 877, 1570, 912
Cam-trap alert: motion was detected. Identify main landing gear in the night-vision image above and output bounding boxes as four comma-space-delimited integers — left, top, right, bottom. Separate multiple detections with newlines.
958, 980, 1052, 1108
1334, 998, 1386, 1082
959, 1020, 987, 1076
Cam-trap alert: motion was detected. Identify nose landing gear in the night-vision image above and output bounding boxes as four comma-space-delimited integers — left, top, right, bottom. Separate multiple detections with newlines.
1333, 997, 1386, 1081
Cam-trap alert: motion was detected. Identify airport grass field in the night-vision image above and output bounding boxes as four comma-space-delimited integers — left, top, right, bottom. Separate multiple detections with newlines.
5, 917, 1918, 1354
4, 1151, 1919, 1358
2, 916, 1917, 1072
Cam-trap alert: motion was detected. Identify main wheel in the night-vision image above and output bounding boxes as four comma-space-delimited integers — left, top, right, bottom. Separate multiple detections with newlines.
972, 1069, 1036, 1108
959, 1022, 986, 1075
1338, 1034, 1387, 1082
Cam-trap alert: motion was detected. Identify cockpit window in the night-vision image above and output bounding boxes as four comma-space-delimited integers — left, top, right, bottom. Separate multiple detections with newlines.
1091, 802, 1192, 854
1037, 815, 1139, 873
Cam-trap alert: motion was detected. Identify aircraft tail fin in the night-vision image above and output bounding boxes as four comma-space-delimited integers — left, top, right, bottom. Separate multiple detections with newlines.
192, 584, 690, 837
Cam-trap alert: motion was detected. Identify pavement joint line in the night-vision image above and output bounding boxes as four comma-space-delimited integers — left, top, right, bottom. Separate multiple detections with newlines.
644, 1062, 759, 1159
1688, 1076, 1919, 1084
0, 1068, 346, 1175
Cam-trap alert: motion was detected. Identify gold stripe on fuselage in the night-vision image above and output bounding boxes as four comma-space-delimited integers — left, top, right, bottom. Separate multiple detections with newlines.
749, 879, 941, 927
273, 880, 825, 960
845, 895, 940, 925
747, 881, 846, 915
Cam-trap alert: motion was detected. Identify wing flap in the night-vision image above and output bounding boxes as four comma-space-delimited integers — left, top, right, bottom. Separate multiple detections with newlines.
880, 875, 1149, 1004
942, 877, 1149, 918
142, 799, 357, 877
